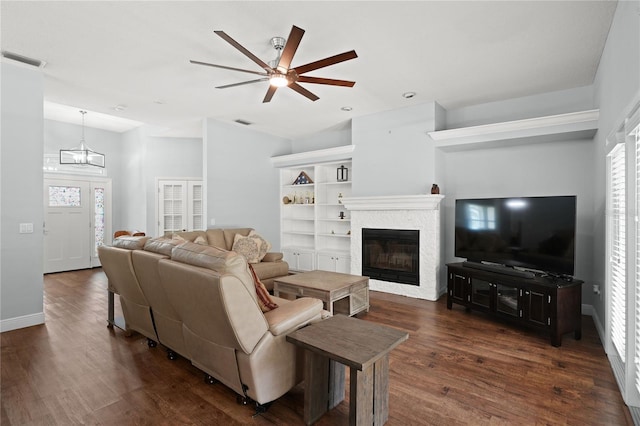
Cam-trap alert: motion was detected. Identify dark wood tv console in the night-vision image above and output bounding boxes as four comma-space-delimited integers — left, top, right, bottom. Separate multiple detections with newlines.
446, 262, 583, 347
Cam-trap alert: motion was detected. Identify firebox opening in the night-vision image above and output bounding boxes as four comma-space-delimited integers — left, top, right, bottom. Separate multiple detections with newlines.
362, 228, 419, 286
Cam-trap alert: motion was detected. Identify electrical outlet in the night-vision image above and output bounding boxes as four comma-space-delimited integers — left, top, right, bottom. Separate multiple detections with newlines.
593, 284, 601, 295
210, 218, 216, 226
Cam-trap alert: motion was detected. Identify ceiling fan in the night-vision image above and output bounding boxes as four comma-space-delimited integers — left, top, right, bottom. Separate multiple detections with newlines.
190, 25, 357, 103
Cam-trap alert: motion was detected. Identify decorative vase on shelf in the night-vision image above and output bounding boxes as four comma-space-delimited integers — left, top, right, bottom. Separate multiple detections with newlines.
338, 192, 343, 204
431, 184, 440, 194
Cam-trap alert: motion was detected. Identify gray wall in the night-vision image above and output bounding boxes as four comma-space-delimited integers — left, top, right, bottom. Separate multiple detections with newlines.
591, 0, 640, 325
1, 62, 45, 329
351, 102, 444, 197
204, 118, 291, 250
119, 127, 203, 237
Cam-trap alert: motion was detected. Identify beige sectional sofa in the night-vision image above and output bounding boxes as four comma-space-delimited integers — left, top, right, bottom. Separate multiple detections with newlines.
98, 233, 324, 410
171, 228, 288, 291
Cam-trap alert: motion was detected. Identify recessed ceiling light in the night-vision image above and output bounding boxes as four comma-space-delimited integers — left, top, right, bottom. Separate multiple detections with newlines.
341, 106, 353, 111
402, 92, 416, 99
113, 104, 127, 111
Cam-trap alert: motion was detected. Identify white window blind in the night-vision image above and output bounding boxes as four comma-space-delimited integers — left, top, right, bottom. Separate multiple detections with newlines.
610, 142, 627, 362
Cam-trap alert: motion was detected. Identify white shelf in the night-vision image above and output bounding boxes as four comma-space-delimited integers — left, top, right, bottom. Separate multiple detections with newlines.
317, 181, 352, 186
283, 183, 315, 189
427, 109, 599, 152
277, 153, 352, 273
318, 233, 351, 238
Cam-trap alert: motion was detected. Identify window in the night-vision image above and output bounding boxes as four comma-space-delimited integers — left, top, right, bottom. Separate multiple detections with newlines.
606, 99, 640, 410
48, 185, 81, 207
609, 143, 626, 362
157, 179, 204, 236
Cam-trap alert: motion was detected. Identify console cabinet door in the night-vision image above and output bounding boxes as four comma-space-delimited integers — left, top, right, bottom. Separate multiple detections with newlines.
448, 271, 469, 305
523, 288, 550, 326
469, 277, 492, 310
495, 283, 521, 319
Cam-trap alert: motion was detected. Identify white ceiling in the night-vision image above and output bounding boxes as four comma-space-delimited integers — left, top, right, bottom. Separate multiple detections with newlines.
1, 1, 617, 140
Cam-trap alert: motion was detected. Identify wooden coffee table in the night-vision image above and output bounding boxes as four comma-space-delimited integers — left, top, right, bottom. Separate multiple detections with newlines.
274, 270, 369, 316
287, 315, 409, 425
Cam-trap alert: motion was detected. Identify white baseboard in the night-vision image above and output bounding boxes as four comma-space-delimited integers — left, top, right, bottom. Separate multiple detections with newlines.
0, 312, 45, 332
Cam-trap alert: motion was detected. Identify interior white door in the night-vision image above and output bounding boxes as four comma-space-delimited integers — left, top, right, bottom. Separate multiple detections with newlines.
44, 179, 91, 273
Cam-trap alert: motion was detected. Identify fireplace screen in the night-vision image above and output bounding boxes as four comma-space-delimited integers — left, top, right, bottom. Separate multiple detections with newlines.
362, 228, 419, 286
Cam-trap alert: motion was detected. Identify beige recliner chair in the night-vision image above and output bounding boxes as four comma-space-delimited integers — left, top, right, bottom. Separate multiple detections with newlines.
158, 242, 323, 408
98, 236, 158, 347
131, 237, 188, 360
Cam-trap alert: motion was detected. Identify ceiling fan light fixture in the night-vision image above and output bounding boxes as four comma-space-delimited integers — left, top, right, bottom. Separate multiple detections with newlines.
270, 73, 289, 87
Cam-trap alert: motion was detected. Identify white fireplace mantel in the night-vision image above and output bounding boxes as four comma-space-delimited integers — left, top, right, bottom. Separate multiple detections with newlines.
342, 194, 445, 301
341, 194, 444, 211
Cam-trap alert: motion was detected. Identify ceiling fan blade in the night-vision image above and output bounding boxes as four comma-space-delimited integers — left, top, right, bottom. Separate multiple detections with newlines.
277, 25, 305, 72
293, 50, 358, 75
263, 85, 278, 103
216, 78, 269, 89
297, 76, 355, 87
214, 30, 272, 72
289, 82, 319, 101
190, 60, 268, 77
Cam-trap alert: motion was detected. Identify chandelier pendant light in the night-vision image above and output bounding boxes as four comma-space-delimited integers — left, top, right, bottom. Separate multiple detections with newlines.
59, 110, 105, 168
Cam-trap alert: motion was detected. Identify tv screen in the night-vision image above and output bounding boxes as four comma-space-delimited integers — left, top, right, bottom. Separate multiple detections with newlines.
455, 196, 576, 276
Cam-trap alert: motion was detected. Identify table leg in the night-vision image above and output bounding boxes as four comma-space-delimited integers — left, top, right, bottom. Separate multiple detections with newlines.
349, 354, 390, 426
350, 364, 374, 426
304, 351, 330, 425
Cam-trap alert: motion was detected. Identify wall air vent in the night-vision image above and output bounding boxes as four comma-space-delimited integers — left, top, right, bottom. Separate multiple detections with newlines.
1, 51, 46, 68
234, 119, 252, 126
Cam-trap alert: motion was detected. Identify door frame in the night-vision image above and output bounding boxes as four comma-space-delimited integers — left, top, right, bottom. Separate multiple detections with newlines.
44, 173, 112, 269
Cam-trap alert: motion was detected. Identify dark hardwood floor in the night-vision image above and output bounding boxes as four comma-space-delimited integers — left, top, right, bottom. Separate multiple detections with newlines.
1, 268, 632, 425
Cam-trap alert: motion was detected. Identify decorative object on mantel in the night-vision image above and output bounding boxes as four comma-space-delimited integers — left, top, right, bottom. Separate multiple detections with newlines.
60, 110, 105, 168
431, 184, 440, 194
339, 211, 346, 220
337, 165, 349, 182
293, 171, 313, 185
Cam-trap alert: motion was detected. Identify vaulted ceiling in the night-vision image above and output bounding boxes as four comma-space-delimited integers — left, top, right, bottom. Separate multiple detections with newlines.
1, 1, 617, 139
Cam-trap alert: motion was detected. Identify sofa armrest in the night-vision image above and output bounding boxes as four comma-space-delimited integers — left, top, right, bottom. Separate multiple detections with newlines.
263, 297, 323, 336
261, 252, 283, 262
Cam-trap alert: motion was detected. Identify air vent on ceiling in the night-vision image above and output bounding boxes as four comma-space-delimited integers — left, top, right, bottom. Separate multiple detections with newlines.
1, 51, 46, 68
234, 119, 253, 126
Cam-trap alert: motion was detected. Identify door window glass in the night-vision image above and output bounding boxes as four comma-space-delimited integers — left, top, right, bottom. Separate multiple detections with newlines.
48, 186, 81, 207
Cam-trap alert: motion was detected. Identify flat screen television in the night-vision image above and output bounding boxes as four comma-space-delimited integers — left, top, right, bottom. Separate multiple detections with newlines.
455, 196, 576, 276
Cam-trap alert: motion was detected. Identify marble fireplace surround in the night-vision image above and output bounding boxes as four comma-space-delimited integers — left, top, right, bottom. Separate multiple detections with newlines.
341, 195, 445, 301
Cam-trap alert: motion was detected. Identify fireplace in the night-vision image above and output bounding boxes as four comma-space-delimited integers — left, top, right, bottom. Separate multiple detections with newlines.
362, 228, 419, 286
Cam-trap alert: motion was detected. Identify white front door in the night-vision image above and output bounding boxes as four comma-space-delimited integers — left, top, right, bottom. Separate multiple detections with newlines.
44, 179, 91, 273
43, 177, 112, 273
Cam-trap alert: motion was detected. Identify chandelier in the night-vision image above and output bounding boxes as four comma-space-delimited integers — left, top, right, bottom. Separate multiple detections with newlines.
59, 110, 105, 167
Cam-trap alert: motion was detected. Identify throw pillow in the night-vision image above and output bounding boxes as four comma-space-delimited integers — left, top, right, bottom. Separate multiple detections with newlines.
194, 235, 208, 245
232, 233, 263, 263
248, 264, 278, 312
248, 230, 271, 262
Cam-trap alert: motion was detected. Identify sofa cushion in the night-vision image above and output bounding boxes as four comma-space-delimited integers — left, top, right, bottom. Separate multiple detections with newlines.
262, 252, 283, 262
112, 235, 150, 250
170, 242, 258, 304
172, 230, 208, 243
248, 264, 278, 312
143, 237, 182, 256
205, 229, 226, 249
232, 233, 263, 264
248, 230, 271, 262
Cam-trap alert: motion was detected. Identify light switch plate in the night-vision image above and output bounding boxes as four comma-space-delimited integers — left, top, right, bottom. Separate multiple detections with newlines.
19, 223, 34, 234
